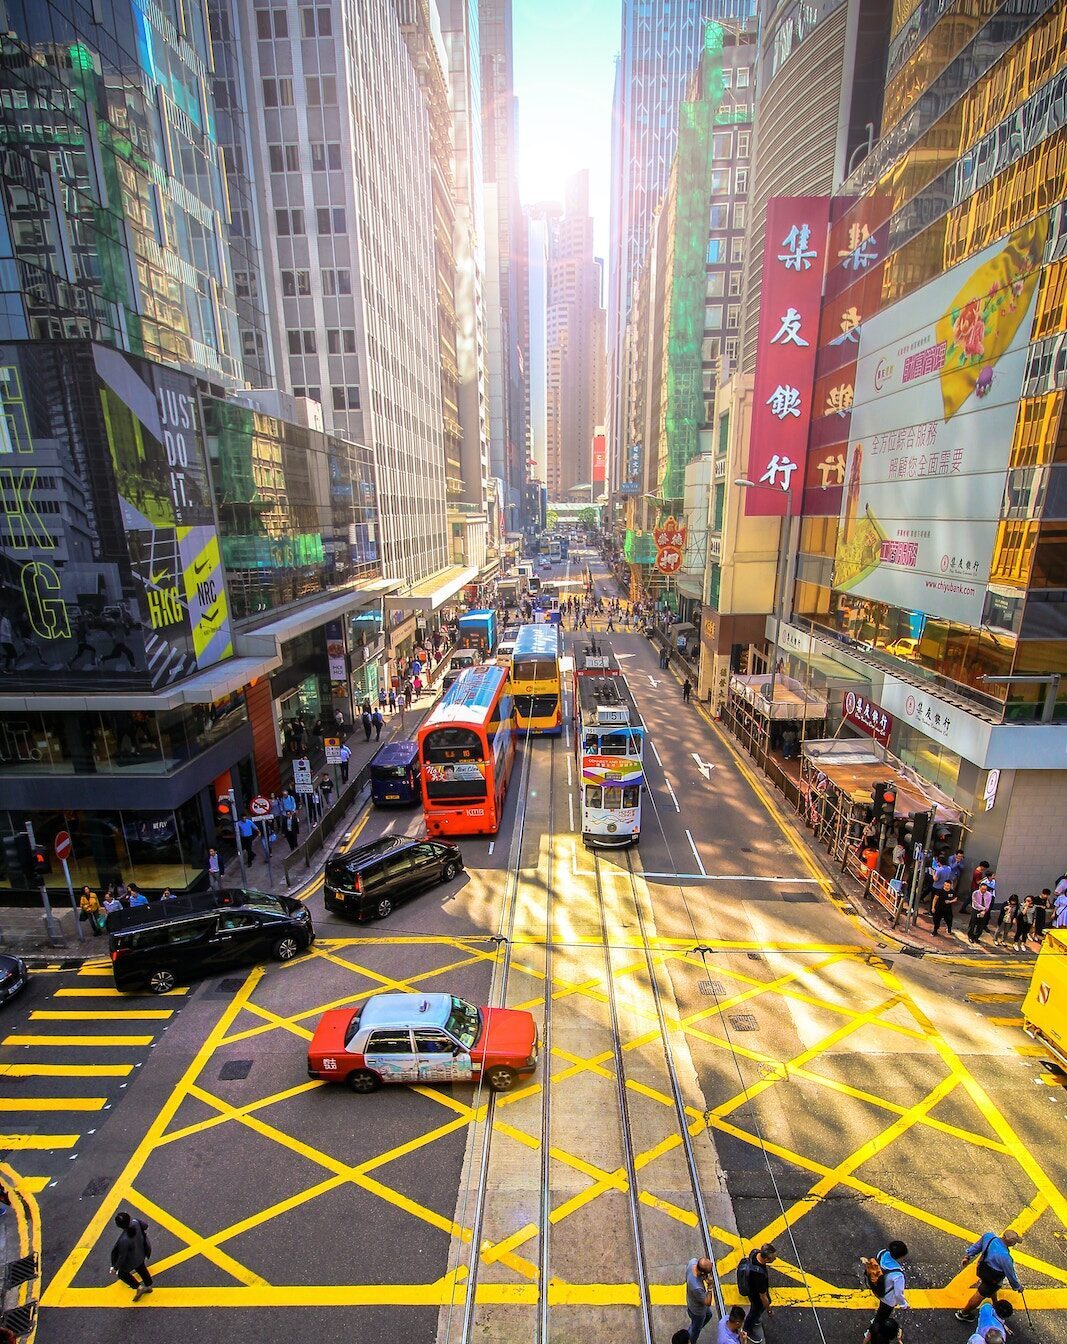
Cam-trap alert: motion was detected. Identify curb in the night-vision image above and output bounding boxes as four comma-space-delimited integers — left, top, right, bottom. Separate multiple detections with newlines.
0, 1161, 41, 1342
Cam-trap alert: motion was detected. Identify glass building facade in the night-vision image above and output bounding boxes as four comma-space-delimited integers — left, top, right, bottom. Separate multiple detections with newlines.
0, 0, 245, 385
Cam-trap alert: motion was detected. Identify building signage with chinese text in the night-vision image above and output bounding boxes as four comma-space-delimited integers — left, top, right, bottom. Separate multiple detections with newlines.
745, 197, 831, 516
843, 690, 893, 747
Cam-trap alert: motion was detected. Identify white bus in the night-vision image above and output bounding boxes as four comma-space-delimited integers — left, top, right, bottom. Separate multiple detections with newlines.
573, 644, 643, 847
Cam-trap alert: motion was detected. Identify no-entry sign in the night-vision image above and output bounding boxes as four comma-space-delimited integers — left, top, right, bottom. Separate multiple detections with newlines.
54, 831, 73, 861
249, 795, 272, 818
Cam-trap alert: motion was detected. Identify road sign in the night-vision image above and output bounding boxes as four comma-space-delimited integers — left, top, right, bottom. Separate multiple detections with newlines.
323, 736, 342, 765
293, 757, 314, 795
249, 795, 272, 818
54, 831, 73, 861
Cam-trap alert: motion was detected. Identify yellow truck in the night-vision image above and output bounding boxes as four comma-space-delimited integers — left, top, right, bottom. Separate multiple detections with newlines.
1022, 928, 1067, 1069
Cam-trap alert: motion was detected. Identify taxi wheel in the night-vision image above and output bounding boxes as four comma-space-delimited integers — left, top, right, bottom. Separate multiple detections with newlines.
348, 1069, 382, 1094
486, 1065, 516, 1093
148, 969, 176, 995
376, 898, 394, 920
442, 860, 459, 882
272, 936, 300, 962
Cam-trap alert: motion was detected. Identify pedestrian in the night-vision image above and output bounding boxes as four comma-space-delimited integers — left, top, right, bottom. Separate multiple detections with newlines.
682, 678, 692, 703
109, 1210, 153, 1300
1054, 885, 1067, 928
716, 1305, 747, 1344
930, 878, 957, 935
413, 674, 423, 698
160, 887, 176, 901
389, 687, 397, 713
1015, 895, 1036, 949
361, 710, 372, 742
320, 773, 334, 811
283, 810, 300, 853
103, 890, 122, 916
334, 708, 345, 731
738, 1242, 777, 1342
79, 887, 103, 936
207, 847, 223, 892
970, 859, 992, 895
682, 1255, 717, 1343
396, 691, 406, 714
967, 882, 994, 943
269, 791, 283, 835
340, 741, 352, 782
281, 789, 297, 822
361, 696, 372, 717
404, 678, 413, 702
237, 813, 256, 866
128, 886, 148, 908
372, 708, 384, 741
993, 894, 1020, 946
1032, 887, 1051, 941
860, 1240, 909, 1343
966, 1300, 1014, 1343
378, 687, 387, 712
955, 1229, 1023, 1321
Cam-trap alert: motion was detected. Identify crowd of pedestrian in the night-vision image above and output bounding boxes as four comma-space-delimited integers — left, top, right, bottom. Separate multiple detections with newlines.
908, 847, 1067, 948
679, 1225, 1026, 1344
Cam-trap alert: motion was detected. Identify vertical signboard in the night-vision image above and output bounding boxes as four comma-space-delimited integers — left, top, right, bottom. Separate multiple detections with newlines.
745, 197, 831, 516
592, 432, 606, 488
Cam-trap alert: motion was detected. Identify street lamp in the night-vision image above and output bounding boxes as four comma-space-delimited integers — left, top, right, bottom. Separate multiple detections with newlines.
734, 476, 794, 713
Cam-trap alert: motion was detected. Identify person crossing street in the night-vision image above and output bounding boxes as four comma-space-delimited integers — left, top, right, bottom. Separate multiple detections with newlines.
956, 1230, 1023, 1321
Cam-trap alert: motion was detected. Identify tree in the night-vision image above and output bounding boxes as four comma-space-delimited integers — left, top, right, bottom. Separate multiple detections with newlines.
546, 509, 559, 530
578, 506, 598, 529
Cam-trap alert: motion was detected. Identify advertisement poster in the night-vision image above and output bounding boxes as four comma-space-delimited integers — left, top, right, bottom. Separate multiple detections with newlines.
833, 217, 1047, 625
581, 756, 644, 788
425, 762, 485, 783
746, 197, 831, 516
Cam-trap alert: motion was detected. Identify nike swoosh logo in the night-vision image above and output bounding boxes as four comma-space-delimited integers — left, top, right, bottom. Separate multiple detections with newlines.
150, 570, 171, 585
193, 556, 212, 575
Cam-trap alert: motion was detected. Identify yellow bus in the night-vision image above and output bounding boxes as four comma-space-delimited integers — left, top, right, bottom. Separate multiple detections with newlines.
1022, 928, 1067, 1069
509, 624, 563, 735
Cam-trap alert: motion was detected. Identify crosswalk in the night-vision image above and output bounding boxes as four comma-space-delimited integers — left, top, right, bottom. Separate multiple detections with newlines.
0, 963, 188, 1192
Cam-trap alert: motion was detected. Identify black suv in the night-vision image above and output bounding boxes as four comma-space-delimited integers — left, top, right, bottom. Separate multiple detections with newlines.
324, 835, 464, 921
108, 890, 314, 994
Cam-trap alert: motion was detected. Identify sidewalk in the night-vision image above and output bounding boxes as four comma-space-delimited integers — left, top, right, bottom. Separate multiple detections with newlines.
0, 681, 443, 962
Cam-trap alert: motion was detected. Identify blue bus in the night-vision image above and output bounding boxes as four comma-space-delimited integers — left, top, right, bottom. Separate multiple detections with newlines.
457, 609, 497, 655
370, 740, 422, 806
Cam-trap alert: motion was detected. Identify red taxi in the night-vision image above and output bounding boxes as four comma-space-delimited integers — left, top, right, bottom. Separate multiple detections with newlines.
307, 991, 538, 1094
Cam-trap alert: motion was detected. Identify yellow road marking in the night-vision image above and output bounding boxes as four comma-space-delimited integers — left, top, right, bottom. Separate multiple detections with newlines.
0, 1064, 134, 1078
53, 987, 187, 998
0, 1134, 80, 1150
965, 993, 1022, 1003
3, 1034, 155, 1047
30, 1009, 173, 1021
20, 1176, 51, 1193
128, 1190, 268, 1288
0, 1160, 42, 1343
987, 1015, 1024, 1027
0, 1098, 106, 1112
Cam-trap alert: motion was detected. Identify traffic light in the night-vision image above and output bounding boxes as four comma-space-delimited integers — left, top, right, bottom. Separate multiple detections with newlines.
902, 810, 932, 855
2, 831, 32, 883
879, 782, 896, 826
31, 846, 49, 879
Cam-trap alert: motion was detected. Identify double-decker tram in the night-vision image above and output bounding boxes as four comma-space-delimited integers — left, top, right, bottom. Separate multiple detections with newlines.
573, 643, 644, 847
417, 664, 516, 836
509, 623, 563, 735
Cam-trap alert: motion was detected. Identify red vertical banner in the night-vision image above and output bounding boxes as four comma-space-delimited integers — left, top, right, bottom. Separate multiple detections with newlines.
592, 432, 606, 486
745, 196, 831, 516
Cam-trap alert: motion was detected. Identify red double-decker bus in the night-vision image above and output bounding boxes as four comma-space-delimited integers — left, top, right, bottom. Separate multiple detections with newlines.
417, 664, 516, 836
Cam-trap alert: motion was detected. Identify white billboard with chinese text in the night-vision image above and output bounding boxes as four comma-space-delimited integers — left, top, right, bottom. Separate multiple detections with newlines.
832, 216, 1046, 625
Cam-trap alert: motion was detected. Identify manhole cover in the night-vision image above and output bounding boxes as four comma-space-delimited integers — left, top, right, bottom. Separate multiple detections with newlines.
782, 891, 818, 903
219, 1059, 253, 1081
217, 977, 245, 993
728, 1013, 758, 1032
80, 1177, 110, 1200
746, 952, 763, 962
2, 1255, 37, 1291
900, 945, 926, 958
698, 980, 726, 996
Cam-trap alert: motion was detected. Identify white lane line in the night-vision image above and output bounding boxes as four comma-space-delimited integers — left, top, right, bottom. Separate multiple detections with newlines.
640, 872, 823, 883
664, 777, 681, 811
685, 830, 707, 876
488, 842, 495, 855
568, 794, 575, 831
566, 755, 573, 786
647, 737, 663, 767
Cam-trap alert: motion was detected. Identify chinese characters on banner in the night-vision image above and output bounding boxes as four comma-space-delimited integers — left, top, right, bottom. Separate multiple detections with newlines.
654, 516, 687, 575
745, 197, 831, 516
843, 690, 893, 748
592, 433, 607, 486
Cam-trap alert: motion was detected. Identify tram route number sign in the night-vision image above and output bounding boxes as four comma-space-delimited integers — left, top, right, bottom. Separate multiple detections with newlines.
293, 757, 314, 794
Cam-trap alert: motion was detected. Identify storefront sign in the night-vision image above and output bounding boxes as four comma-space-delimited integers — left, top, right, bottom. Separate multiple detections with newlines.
833, 215, 1047, 624
878, 675, 991, 765
983, 768, 1000, 811
745, 197, 831, 516
327, 638, 347, 682
843, 690, 893, 747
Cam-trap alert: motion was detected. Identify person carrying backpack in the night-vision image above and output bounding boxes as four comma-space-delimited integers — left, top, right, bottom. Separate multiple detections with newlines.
109, 1209, 153, 1300
861, 1241, 909, 1343
738, 1242, 777, 1342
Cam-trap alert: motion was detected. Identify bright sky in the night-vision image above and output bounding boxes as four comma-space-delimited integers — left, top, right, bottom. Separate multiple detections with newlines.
512, 0, 618, 261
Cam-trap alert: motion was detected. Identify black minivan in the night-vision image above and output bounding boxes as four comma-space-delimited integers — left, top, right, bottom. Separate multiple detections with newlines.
108, 890, 315, 994
323, 836, 464, 921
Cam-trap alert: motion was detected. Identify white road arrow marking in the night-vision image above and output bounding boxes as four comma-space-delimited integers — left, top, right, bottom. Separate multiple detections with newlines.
691, 752, 716, 781
647, 675, 659, 687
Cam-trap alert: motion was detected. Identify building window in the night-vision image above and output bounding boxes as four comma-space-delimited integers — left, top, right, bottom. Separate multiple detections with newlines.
728, 270, 743, 296
733, 203, 747, 230
727, 304, 740, 329
275, 208, 305, 236
735, 103, 749, 121
300, 6, 332, 36
311, 142, 343, 171
737, 131, 750, 158
326, 328, 356, 354
293, 386, 321, 403
317, 207, 346, 235
709, 204, 729, 229
256, 9, 287, 38
736, 66, 750, 87
261, 77, 293, 106
711, 168, 731, 193
725, 338, 739, 365
735, 167, 748, 193
268, 144, 299, 172
286, 329, 316, 355
707, 238, 725, 264
706, 272, 725, 297
730, 237, 745, 264
322, 268, 352, 296
332, 386, 360, 411
721, 68, 732, 87
281, 269, 311, 296
713, 132, 733, 158
306, 75, 336, 106
705, 304, 723, 331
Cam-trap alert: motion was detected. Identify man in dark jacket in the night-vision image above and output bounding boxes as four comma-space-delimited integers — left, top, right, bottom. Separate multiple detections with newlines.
110, 1210, 153, 1299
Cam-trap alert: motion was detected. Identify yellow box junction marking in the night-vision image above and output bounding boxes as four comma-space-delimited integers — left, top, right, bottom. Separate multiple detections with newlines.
40, 935, 1067, 1312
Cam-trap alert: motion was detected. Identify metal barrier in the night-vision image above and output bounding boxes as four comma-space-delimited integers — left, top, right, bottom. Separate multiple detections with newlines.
281, 760, 373, 887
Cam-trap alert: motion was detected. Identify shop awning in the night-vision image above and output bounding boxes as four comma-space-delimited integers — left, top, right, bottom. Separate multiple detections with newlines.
802, 737, 964, 822
676, 573, 703, 600
730, 673, 828, 721
384, 564, 478, 613
672, 621, 697, 635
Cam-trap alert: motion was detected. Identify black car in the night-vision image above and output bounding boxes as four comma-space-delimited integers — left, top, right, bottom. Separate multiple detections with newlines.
324, 835, 464, 921
0, 953, 28, 1004
108, 889, 314, 994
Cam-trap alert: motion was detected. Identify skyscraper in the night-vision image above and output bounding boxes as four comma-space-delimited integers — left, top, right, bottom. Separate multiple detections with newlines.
606, 0, 756, 494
